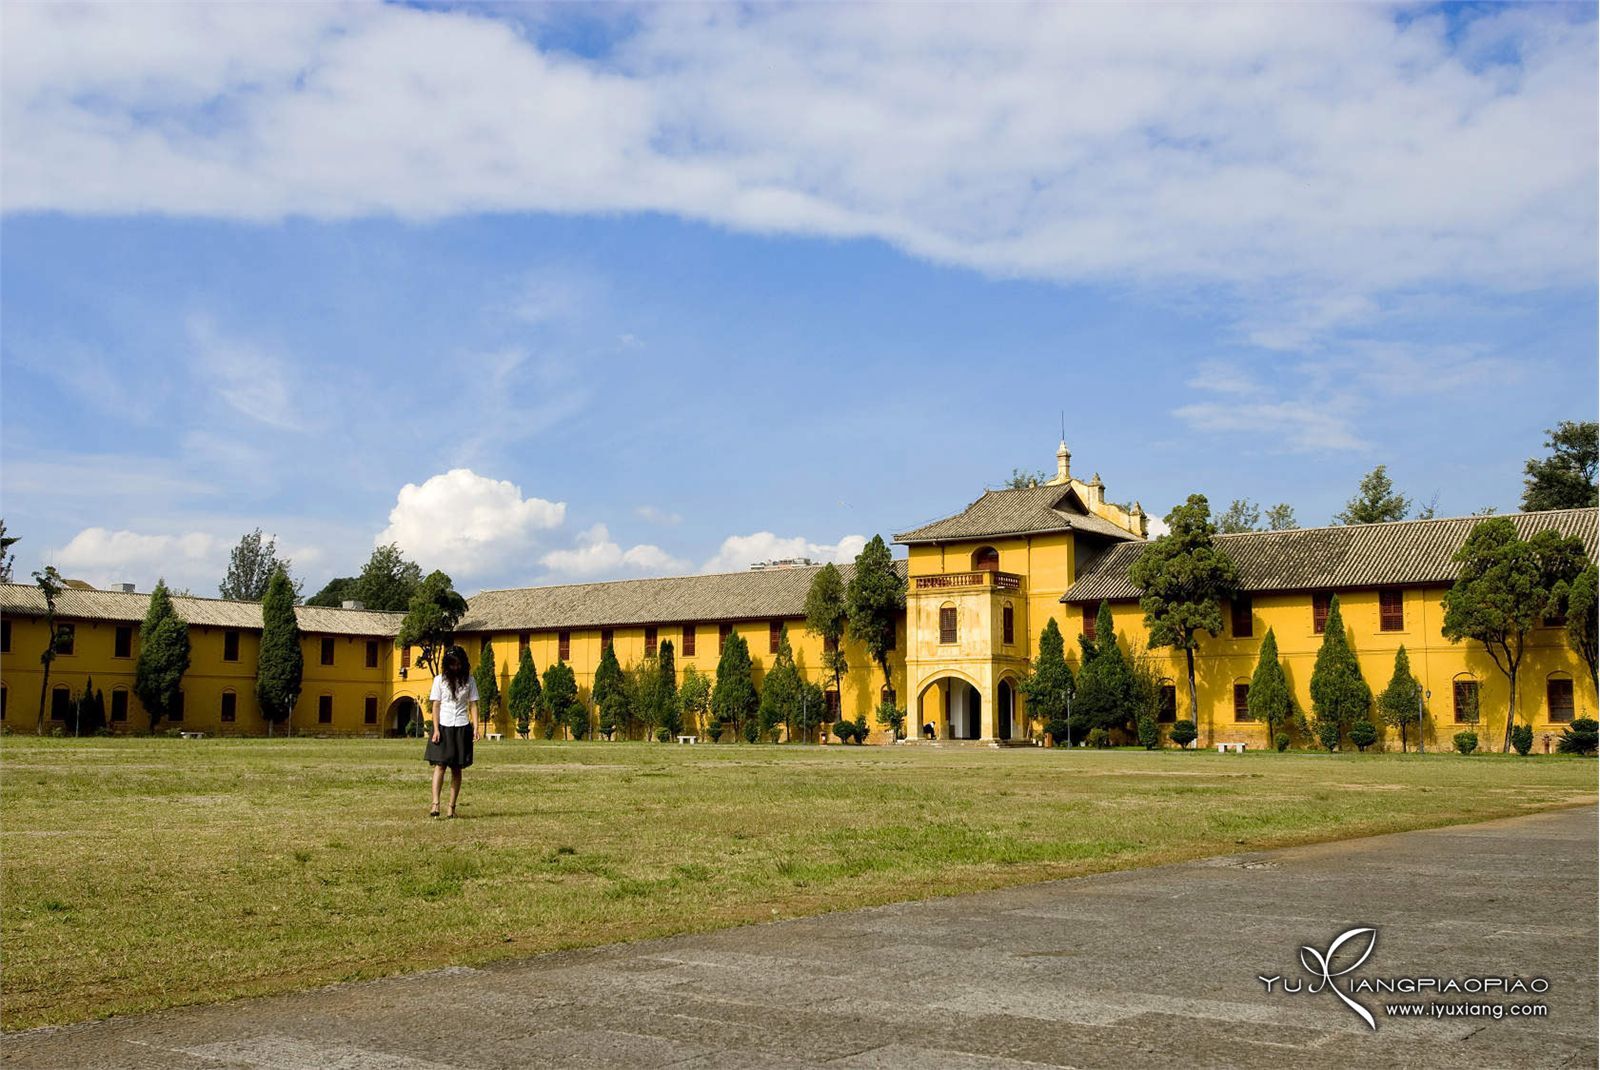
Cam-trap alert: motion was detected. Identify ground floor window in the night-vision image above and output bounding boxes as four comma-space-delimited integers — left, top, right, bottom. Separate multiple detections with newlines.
111, 689, 129, 722
1233, 682, 1252, 721
318, 694, 333, 724
51, 685, 71, 721
364, 695, 379, 725
1158, 683, 1177, 724
220, 691, 236, 723
1453, 679, 1479, 724
1547, 678, 1575, 724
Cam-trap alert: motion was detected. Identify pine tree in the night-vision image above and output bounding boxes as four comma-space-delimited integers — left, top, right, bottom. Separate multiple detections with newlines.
592, 641, 625, 738
1075, 602, 1138, 734
255, 569, 302, 735
657, 639, 681, 737
1128, 494, 1237, 730
1264, 503, 1298, 531
1335, 466, 1411, 524
1019, 619, 1074, 744
506, 646, 540, 738
805, 563, 850, 715
846, 536, 905, 695
1377, 646, 1422, 753
473, 641, 501, 735
757, 627, 801, 742
220, 529, 299, 601
31, 565, 64, 735
352, 543, 424, 611
1308, 596, 1370, 747
711, 631, 759, 741
1246, 628, 1293, 743
134, 579, 191, 732
540, 661, 578, 739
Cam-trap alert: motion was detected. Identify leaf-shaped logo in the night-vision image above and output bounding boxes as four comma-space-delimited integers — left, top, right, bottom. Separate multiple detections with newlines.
1299, 927, 1378, 1030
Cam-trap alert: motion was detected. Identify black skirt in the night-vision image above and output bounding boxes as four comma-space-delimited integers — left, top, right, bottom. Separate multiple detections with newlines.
425, 724, 475, 769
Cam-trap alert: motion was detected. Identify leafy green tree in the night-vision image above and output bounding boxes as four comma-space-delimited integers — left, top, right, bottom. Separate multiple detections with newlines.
847, 535, 905, 695
220, 528, 299, 601
1265, 503, 1298, 531
874, 699, 907, 740
796, 679, 826, 743
0, 518, 18, 583
626, 658, 666, 738
1317, 719, 1342, 752
565, 699, 590, 740
711, 631, 759, 741
758, 627, 801, 741
305, 577, 359, 607
1377, 646, 1422, 752
1349, 719, 1377, 751
1335, 465, 1412, 524
592, 642, 625, 738
396, 570, 467, 678
657, 639, 681, 737
1005, 467, 1049, 489
1565, 563, 1598, 680
540, 661, 578, 739
1510, 723, 1534, 756
1128, 494, 1238, 726
1442, 519, 1587, 751
353, 543, 424, 611
473, 641, 502, 735
679, 665, 711, 737
1247, 628, 1294, 744
1521, 420, 1598, 511
1216, 499, 1261, 534
134, 579, 191, 732
1136, 714, 1160, 750
506, 646, 539, 739
255, 569, 303, 735
1170, 719, 1197, 748
1019, 619, 1074, 744
31, 565, 65, 734
1453, 730, 1479, 755
1075, 602, 1140, 734
804, 563, 850, 715
1308, 596, 1371, 748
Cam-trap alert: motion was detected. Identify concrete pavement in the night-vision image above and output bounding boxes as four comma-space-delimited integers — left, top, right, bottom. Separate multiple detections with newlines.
5, 806, 1596, 1069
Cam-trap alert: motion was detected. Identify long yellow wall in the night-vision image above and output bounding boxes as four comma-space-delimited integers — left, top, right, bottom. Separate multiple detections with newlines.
1071, 586, 1593, 751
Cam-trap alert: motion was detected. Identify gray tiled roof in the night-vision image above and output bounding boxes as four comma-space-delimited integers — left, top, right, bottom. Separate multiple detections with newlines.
459, 560, 909, 632
0, 584, 406, 637
895, 484, 1140, 544
1061, 509, 1599, 603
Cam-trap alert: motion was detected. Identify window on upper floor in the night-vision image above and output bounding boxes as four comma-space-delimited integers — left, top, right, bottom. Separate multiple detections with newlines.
1002, 603, 1015, 646
223, 630, 240, 662
401, 643, 411, 669
683, 625, 696, 658
518, 632, 530, 656
1312, 593, 1333, 635
1081, 604, 1097, 643
1230, 596, 1252, 639
972, 546, 1000, 572
55, 623, 75, 657
558, 630, 571, 662
601, 628, 614, 650
114, 625, 133, 659
939, 605, 957, 645
645, 626, 658, 657
769, 621, 782, 655
1548, 677, 1575, 724
1379, 589, 1404, 632
320, 637, 335, 666
719, 623, 732, 652
0, 618, 9, 653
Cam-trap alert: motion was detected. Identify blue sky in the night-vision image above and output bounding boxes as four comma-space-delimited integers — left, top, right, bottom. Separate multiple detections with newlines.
1, 2, 1595, 596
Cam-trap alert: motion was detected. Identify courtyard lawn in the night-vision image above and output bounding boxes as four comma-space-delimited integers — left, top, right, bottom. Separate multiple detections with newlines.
2, 739, 1595, 1029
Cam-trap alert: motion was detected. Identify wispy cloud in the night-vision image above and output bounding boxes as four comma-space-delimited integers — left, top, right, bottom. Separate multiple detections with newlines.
188, 316, 304, 432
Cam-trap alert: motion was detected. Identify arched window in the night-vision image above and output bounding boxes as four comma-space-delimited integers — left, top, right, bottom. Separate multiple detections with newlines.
1547, 673, 1575, 724
1452, 673, 1480, 724
1232, 679, 1253, 721
971, 546, 1000, 572
1002, 601, 1015, 645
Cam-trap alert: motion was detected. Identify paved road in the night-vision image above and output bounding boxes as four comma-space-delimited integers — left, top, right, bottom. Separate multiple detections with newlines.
6, 807, 1595, 1069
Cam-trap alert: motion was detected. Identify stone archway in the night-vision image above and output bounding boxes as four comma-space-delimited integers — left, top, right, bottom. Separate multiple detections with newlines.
386, 696, 420, 738
916, 675, 983, 741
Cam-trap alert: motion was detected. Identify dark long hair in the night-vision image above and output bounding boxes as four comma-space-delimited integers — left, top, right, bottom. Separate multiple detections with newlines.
440, 646, 471, 700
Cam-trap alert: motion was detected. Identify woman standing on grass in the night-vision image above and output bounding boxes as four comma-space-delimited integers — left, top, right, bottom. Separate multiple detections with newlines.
425, 645, 479, 818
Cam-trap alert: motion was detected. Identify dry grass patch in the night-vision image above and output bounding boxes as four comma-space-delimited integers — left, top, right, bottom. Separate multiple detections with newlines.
2, 738, 1593, 1029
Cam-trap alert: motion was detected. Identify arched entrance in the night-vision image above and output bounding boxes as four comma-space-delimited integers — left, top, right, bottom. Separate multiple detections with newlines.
997, 679, 1014, 740
386, 696, 420, 738
916, 676, 983, 740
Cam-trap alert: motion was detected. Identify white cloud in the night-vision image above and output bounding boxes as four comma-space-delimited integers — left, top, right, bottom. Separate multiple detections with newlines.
702, 532, 868, 574
1173, 399, 1364, 453
1145, 516, 1171, 539
46, 527, 225, 592
540, 524, 685, 579
634, 505, 682, 526
376, 469, 565, 580
188, 316, 304, 431
3, 4, 1591, 317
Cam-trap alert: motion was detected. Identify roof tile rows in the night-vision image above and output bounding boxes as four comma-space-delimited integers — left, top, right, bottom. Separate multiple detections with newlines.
0, 586, 406, 636
1061, 509, 1598, 604
894, 484, 1138, 544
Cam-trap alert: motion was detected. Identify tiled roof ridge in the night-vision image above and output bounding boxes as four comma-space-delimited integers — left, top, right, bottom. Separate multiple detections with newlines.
1209, 507, 1594, 541
0, 581, 408, 616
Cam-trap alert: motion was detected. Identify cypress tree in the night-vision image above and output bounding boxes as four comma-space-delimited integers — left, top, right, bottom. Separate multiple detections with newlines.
506, 646, 539, 738
711, 631, 758, 741
657, 639, 680, 737
846, 536, 905, 695
757, 627, 800, 742
1020, 619, 1074, 744
1377, 646, 1422, 753
1246, 628, 1293, 743
540, 660, 578, 739
1075, 602, 1137, 734
592, 642, 625, 738
31, 565, 64, 735
473, 641, 501, 735
1308, 596, 1371, 747
255, 569, 302, 736
135, 579, 191, 732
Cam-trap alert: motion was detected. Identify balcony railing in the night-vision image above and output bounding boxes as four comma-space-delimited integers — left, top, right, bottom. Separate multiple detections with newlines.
912, 570, 1024, 593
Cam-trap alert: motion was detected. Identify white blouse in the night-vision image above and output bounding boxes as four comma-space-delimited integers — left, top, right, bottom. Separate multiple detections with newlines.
429, 675, 479, 727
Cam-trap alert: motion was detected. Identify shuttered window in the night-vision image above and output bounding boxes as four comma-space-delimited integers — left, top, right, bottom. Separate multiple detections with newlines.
558, 630, 571, 662
1002, 605, 1015, 645
769, 621, 782, 655
1548, 678, 1575, 724
645, 627, 658, 657
601, 628, 613, 650
1312, 593, 1332, 634
683, 625, 696, 657
1453, 680, 1479, 723
939, 606, 957, 645
1379, 589, 1404, 632
1233, 683, 1252, 721
719, 623, 732, 652
1081, 604, 1097, 642
1230, 597, 1252, 638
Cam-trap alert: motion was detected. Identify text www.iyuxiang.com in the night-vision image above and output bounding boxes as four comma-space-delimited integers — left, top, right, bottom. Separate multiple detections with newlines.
1385, 1002, 1549, 1020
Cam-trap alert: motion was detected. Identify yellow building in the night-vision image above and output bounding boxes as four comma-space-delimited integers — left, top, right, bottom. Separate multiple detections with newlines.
1, 443, 1592, 750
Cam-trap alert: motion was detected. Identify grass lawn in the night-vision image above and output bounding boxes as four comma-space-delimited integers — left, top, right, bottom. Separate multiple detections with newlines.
2, 738, 1594, 1029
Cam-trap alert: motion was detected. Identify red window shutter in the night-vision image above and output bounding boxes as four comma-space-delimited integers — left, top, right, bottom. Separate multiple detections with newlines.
1081, 604, 1096, 642
1234, 683, 1251, 720
770, 621, 782, 655
1002, 606, 1014, 645
645, 627, 657, 657
1379, 589, 1404, 632
683, 625, 696, 657
718, 623, 732, 652
939, 607, 957, 645
1312, 593, 1332, 634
